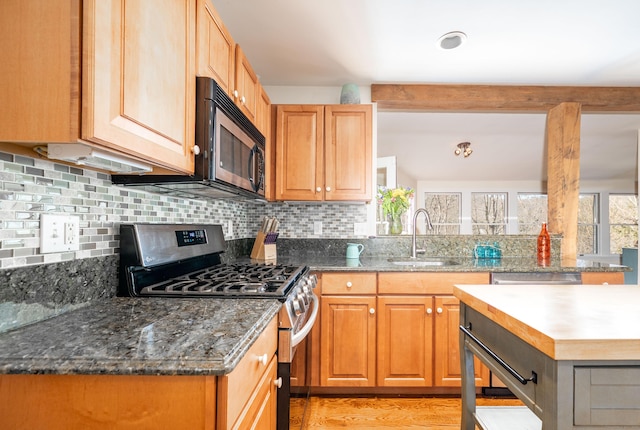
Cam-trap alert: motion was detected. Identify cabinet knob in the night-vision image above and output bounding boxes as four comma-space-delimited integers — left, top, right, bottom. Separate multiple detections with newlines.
369, 308, 375, 315
426, 308, 433, 314
346, 281, 353, 288
274, 377, 283, 388
436, 307, 443, 314
233, 89, 239, 99
602, 282, 609, 285
326, 186, 331, 192
257, 353, 268, 366
316, 187, 322, 192
192, 145, 201, 155
241, 95, 246, 104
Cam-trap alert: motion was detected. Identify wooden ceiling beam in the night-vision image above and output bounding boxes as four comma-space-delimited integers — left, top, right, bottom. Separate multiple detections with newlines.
371, 84, 640, 112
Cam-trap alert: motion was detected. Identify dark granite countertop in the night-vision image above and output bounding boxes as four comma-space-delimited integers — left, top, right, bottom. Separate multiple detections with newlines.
0, 297, 281, 376
265, 255, 628, 273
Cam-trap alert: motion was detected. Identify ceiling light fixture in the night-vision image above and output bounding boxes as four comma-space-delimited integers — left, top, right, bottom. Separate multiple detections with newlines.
454, 142, 473, 158
437, 31, 467, 50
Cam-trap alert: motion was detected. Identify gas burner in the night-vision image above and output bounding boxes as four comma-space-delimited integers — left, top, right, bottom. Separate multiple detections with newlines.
138, 263, 306, 298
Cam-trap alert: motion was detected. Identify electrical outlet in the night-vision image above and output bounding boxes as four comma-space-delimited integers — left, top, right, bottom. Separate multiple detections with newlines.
313, 221, 323, 235
227, 219, 234, 237
354, 222, 367, 236
40, 214, 80, 253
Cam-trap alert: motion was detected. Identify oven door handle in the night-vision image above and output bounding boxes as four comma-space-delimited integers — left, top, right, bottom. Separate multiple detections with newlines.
291, 294, 319, 347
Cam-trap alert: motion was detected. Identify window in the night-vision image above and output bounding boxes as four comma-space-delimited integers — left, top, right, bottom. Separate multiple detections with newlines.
517, 193, 599, 254
578, 194, 598, 255
424, 193, 461, 234
471, 193, 507, 234
517, 193, 547, 234
609, 194, 638, 254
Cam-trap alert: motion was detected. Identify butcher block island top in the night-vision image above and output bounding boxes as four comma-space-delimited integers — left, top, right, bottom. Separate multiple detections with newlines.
453, 284, 640, 361
456, 283, 640, 429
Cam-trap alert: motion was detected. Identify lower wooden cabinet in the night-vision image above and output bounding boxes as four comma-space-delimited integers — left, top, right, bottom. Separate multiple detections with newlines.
217, 316, 278, 430
0, 374, 217, 429
0, 316, 279, 430
318, 271, 491, 390
377, 296, 434, 387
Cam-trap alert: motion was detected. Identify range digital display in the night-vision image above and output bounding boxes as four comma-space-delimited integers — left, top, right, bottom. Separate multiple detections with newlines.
175, 229, 207, 246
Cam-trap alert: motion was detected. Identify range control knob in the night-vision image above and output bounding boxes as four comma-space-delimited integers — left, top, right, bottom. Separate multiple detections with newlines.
292, 298, 303, 316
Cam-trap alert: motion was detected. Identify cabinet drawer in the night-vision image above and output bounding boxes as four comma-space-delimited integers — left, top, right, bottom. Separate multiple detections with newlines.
217, 316, 277, 429
378, 272, 489, 295
322, 272, 376, 294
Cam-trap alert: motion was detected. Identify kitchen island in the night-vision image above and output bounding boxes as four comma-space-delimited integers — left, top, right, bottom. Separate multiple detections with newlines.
454, 284, 640, 429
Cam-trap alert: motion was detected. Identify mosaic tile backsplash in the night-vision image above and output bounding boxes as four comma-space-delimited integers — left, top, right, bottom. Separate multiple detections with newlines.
0, 149, 368, 331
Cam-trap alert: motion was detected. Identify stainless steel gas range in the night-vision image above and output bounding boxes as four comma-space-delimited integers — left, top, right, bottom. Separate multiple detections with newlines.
118, 223, 318, 430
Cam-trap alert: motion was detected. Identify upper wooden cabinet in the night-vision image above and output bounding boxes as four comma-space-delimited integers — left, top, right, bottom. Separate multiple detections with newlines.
83, 0, 196, 173
274, 104, 373, 201
234, 45, 260, 124
0, 0, 197, 174
196, 0, 266, 129
196, 0, 235, 95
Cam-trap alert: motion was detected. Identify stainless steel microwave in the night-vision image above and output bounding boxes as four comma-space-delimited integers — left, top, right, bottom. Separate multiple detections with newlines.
111, 77, 266, 200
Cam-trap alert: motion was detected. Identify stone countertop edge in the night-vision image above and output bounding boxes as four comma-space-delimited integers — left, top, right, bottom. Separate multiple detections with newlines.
266, 256, 629, 273
0, 297, 282, 377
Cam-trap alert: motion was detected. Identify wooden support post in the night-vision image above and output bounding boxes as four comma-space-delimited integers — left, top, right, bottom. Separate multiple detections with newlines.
546, 102, 581, 264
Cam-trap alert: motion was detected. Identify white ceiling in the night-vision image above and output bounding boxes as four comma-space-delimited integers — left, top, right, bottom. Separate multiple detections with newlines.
214, 0, 640, 183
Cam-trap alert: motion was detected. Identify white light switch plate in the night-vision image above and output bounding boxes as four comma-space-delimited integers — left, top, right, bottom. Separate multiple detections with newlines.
354, 222, 368, 236
313, 221, 323, 235
40, 214, 80, 253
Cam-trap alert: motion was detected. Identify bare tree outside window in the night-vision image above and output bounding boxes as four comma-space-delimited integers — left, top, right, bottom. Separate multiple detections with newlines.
517, 194, 547, 234
609, 194, 638, 253
424, 193, 460, 234
471, 193, 507, 234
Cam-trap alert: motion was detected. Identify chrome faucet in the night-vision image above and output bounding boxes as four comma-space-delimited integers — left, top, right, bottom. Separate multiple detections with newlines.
412, 208, 433, 259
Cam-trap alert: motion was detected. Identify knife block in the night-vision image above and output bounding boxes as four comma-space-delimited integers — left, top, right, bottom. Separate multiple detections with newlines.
250, 231, 277, 260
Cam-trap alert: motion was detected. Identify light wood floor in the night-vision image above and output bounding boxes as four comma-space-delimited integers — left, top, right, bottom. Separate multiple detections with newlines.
291, 396, 524, 429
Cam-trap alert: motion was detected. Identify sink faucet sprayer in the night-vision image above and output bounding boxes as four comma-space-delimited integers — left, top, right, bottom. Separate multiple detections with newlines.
412, 208, 433, 259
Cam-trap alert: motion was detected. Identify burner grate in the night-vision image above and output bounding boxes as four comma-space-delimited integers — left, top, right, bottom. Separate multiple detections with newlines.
138, 263, 305, 298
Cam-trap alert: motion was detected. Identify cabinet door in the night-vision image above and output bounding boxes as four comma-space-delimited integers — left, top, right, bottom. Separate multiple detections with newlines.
377, 296, 434, 387
0, 0, 81, 143
235, 356, 278, 430
434, 296, 489, 387
275, 105, 324, 201
320, 295, 376, 386
234, 45, 259, 124
324, 105, 373, 201
196, 0, 234, 95
83, 0, 196, 173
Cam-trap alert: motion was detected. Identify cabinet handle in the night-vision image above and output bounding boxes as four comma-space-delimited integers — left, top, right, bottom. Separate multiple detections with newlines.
325, 186, 331, 192
274, 377, 283, 388
316, 187, 322, 192
346, 281, 353, 288
436, 307, 443, 314
369, 308, 375, 315
257, 353, 268, 366
426, 308, 433, 314
192, 145, 201, 155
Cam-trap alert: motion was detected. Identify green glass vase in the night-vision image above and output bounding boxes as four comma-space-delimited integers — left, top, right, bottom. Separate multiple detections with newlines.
388, 214, 403, 235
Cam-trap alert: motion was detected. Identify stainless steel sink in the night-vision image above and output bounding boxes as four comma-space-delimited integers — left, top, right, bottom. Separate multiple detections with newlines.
388, 258, 460, 267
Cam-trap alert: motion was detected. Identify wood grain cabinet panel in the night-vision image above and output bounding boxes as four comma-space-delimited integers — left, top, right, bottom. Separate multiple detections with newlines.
581, 271, 624, 285
196, 0, 235, 94
0, 374, 216, 430
83, 0, 196, 173
275, 105, 372, 201
377, 296, 434, 387
320, 295, 377, 387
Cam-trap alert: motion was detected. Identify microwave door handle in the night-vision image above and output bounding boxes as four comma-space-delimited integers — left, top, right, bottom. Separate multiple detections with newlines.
248, 144, 263, 192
